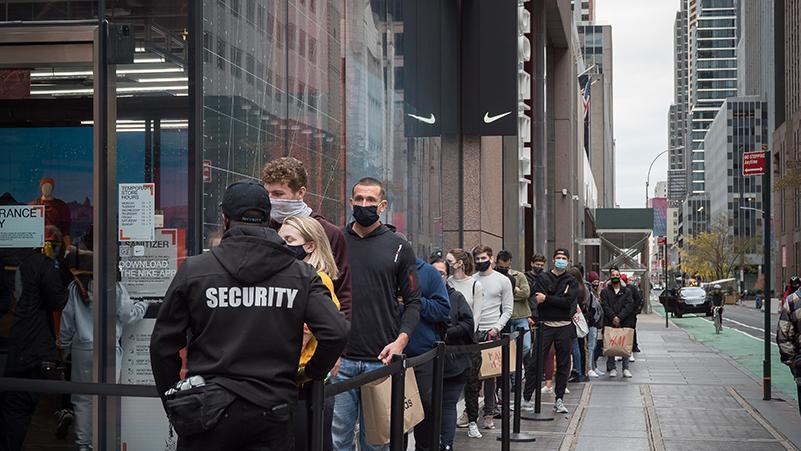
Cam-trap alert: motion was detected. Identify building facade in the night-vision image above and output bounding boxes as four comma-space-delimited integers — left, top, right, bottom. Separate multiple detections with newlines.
668, 3, 689, 205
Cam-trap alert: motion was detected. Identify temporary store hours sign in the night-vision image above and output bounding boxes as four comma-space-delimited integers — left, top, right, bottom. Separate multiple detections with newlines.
119, 183, 155, 242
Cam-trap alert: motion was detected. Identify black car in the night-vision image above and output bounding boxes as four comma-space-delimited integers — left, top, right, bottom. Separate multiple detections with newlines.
674, 287, 712, 318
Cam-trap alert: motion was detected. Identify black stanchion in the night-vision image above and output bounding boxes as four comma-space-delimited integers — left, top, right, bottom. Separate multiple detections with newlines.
308, 380, 326, 451
429, 342, 446, 450
509, 331, 536, 442
495, 335, 511, 451
522, 323, 554, 421
390, 354, 406, 451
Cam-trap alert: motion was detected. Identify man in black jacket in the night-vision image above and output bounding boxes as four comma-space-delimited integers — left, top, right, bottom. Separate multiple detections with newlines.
600, 267, 635, 378
150, 181, 349, 451
530, 248, 578, 415
0, 226, 72, 451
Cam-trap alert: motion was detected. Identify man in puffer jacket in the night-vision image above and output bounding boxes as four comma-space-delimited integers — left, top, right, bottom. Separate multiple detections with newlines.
777, 284, 801, 414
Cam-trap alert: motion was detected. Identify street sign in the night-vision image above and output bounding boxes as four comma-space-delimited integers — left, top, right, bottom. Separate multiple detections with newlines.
742, 151, 767, 176
657, 236, 666, 246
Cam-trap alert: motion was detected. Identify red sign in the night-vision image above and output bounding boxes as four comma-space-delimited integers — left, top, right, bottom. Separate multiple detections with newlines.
202, 160, 212, 183
657, 236, 666, 246
743, 151, 766, 176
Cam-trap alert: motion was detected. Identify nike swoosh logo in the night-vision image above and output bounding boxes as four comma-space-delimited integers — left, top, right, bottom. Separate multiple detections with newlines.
483, 111, 512, 123
407, 113, 436, 125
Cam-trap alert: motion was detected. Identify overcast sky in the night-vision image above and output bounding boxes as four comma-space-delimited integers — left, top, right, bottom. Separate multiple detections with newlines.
594, 0, 678, 208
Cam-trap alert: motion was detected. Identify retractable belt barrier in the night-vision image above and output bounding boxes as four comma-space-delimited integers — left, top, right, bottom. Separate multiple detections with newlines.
0, 332, 523, 451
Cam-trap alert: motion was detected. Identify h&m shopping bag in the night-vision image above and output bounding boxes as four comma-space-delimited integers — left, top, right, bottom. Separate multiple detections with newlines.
602, 326, 634, 358
361, 367, 424, 445
478, 339, 516, 380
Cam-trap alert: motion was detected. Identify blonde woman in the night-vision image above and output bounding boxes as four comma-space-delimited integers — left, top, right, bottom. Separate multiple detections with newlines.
278, 215, 342, 451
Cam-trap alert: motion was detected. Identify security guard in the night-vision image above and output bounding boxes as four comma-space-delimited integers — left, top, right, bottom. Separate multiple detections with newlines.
150, 180, 349, 451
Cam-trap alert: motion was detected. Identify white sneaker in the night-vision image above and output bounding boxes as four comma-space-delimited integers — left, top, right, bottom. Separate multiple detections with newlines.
553, 398, 569, 414
629, 356, 636, 362
467, 422, 483, 438
541, 385, 554, 394
615, 356, 622, 361
565, 387, 570, 394
608, 369, 618, 377
623, 369, 633, 378
520, 399, 535, 411
594, 368, 605, 376
587, 369, 600, 378
456, 411, 470, 428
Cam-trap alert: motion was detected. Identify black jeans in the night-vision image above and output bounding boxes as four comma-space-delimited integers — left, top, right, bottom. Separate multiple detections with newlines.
441, 375, 466, 447
178, 397, 293, 451
0, 367, 44, 451
292, 394, 334, 451
540, 325, 574, 400
410, 361, 434, 451
464, 331, 495, 421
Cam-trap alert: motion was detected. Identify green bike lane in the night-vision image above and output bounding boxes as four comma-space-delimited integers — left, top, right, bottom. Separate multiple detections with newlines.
651, 300, 798, 402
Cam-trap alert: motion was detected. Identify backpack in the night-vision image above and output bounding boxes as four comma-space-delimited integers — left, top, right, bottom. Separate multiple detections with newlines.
590, 291, 603, 325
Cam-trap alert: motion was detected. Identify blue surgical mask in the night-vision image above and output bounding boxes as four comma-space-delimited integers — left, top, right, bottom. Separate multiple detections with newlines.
554, 259, 568, 270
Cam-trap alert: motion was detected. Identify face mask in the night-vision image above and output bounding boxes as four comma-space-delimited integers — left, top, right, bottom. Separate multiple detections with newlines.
475, 260, 491, 273
611, 277, 621, 284
353, 205, 380, 227
287, 244, 308, 260
270, 198, 312, 224
532, 267, 543, 275
554, 259, 568, 270
496, 267, 509, 275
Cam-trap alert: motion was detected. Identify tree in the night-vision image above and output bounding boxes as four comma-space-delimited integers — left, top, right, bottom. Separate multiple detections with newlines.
680, 215, 758, 281
775, 158, 801, 191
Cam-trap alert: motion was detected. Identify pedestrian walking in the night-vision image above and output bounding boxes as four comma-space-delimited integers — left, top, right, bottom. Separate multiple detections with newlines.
332, 177, 421, 451
262, 156, 353, 320
430, 259, 475, 451
278, 215, 343, 451
0, 226, 72, 451
403, 256, 450, 451
150, 180, 349, 451
600, 267, 635, 378
777, 282, 801, 414
530, 248, 579, 414
464, 245, 513, 431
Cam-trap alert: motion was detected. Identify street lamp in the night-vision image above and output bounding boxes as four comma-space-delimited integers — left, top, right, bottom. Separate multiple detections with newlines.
739, 206, 765, 215
645, 149, 669, 207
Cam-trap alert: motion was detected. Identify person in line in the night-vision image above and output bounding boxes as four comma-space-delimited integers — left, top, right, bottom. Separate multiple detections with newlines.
530, 248, 579, 414
782, 276, 801, 309
520, 251, 551, 409
586, 271, 604, 377
623, 274, 643, 359
332, 177, 421, 451
463, 245, 513, 431
430, 259, 474, 451
777, 280, 801, 414
0, 226, 73, 451
600, 267, 635, 378
566, 267, 590, 383
150, 181, 349, 451
403, 255, 450, 451
278, 215, 342, 451
495, 250, 531, 359
525, 254, 547, 293
59, 236, 152, 451
262, 157, 352, 320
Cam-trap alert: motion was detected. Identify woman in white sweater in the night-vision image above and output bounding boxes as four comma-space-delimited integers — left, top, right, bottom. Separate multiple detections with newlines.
446, 249, 484, 332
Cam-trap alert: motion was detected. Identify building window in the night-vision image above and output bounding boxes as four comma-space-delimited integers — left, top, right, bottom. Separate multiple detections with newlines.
299, 30, 306, 57
217, 38, 226, 70
287, 23, 296, 50
230, 45, 242, 78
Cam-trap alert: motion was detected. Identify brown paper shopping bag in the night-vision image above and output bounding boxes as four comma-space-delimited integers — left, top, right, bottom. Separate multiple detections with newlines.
478, 340, 516, 380
361, 367, 424, 445
602, 327, 634, 358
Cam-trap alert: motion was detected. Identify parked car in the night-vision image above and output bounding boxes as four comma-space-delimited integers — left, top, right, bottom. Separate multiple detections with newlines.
674, 286, 712, 318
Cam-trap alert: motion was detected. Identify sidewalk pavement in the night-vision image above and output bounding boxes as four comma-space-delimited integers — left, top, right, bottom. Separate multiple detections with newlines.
452, 312, 801, 451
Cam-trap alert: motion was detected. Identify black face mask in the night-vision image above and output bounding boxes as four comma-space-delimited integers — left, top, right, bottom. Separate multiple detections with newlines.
287, 244, 308, 260
531, 267, 543, 275
353, 205, 380, 227
475, 260, 491, 273
496, 267, 509, 275
611, 277, 621, 285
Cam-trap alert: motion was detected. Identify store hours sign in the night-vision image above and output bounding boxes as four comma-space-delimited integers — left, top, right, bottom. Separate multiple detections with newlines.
119, 183, 155, 242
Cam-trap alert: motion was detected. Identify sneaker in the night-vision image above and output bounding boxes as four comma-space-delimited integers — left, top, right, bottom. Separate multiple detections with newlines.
623, 369, 633, 378
541, 385, 554, 395
54, 409, 74, 439
553, 398, 569, 414
629, 356, 636, 362
587, 369, 600, 378
608, 369, 618, 377
520, 399, 535, 411
467, 422, 483, 438
482, 415, 496, 429
615, 356, 622, 361
594, 368, 605, 376
456, 411, 470, 428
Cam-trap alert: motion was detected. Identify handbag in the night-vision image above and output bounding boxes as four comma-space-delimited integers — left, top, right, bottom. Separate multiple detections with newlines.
573, 306, 589, 338
602, 326, 635, 358
361, 367, 425, 445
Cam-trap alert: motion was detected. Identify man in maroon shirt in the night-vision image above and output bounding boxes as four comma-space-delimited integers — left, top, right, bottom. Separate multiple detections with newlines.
262, 157, 352, 320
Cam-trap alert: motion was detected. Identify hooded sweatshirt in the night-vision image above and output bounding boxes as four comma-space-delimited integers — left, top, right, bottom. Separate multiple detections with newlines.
404, 258, 450, 357
343, 223, 421, 360
150, 226, 349, 408
531, 269, 579, 323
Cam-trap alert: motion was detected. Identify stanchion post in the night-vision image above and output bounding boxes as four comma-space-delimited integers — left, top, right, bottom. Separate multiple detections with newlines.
308, 380, 325, 451
522, 322, 554, 421
390, 354, 406, 451
509, 330, 536, 442
495, 335, 511, 451
430, 342, 446, 450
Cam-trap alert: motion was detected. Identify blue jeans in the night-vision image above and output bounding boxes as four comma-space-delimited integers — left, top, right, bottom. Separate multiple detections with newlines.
331, 358, 387, 451
440, 377, 466, 447
586, 327, 598, 371
509, 318, 531, 389
571, 338, 583, 377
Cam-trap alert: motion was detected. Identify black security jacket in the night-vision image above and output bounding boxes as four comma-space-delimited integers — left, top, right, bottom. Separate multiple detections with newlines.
150, 226, 349, 408
530, 269, 579, 322
342, 223, 421, 360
